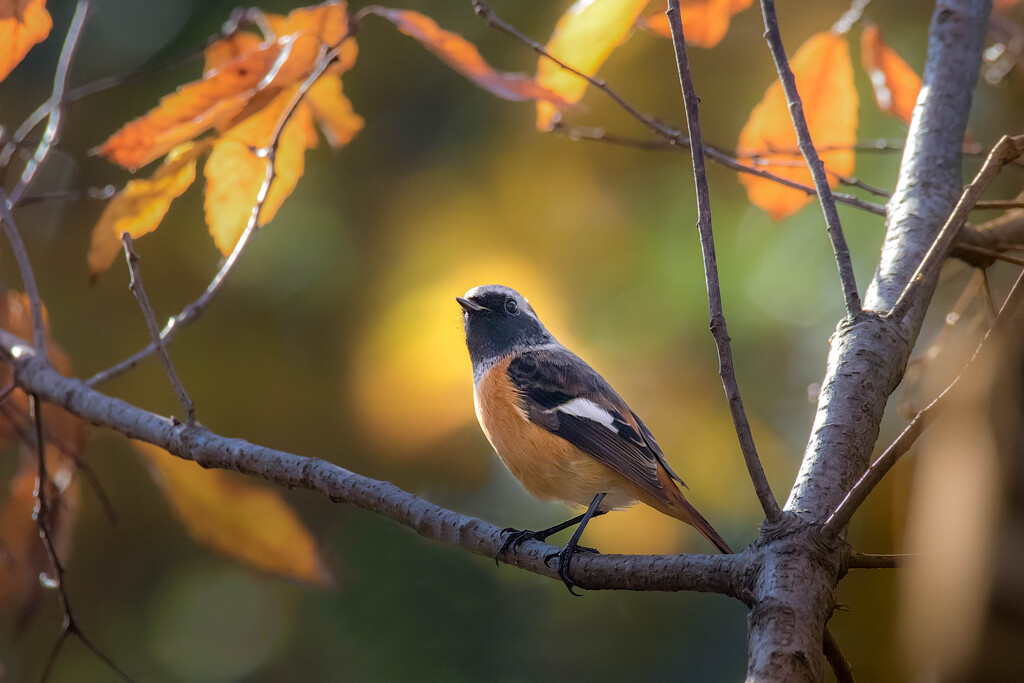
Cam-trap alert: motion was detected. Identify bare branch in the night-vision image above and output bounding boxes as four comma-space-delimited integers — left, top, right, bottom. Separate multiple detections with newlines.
556, 126, 888, 216
889, 135, 1024, 322
758, 0, 861, 315
87, 35, 356, 387
847, 553, 913, 569
0, 190, 47, 357
2, 330, 750, 595
823, 625, 855, 683
825, 264, 1024, 536
29, 395, 133, 683
5, 1, 89, 206
666, 1, 779, 522
18, 186, 116, 207
121, 235, 195, 426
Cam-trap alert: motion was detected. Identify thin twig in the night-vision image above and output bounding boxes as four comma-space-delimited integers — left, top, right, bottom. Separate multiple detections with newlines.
18, 186, 116, 207
974, 199, 1024, 210
87, 35, 355, 387
29, 395, 133, 683
758, 0, 861, 314
472, 1, 888, 218
121, 235, 196, 425
888, 135, 1024, 322
847, 552, 914, 569
6, 1, 89, 207
823, 625, 856, 683
0, 400, 117, 523
558, 126, 888, 215
954, 241, 1024, 267
666, 1, 779, 521
825, 265, 1024, 537
0, 190, 47, 357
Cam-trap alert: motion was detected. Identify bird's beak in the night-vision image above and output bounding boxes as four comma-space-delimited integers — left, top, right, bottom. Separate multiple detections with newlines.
456, 296, 486, 313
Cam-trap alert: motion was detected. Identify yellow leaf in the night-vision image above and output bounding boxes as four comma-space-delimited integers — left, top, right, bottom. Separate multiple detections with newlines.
861, 23, 921, 127
304, 76, 364, 148
0, 0, 51, 82
535, 0, 650, 131
134, 441, 332, 586
736, 32, 857, 220
204, 86, 314, 255
88, 141, 207, 276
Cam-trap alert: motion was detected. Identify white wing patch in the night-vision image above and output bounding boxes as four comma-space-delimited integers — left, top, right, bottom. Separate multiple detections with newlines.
554, 398, 617, 432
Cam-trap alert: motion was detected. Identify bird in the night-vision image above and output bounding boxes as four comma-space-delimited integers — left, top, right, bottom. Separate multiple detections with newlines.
457, 284, 731, 594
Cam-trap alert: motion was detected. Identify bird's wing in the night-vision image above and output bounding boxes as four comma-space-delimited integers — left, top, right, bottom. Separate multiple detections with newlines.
506, 348, 679, 504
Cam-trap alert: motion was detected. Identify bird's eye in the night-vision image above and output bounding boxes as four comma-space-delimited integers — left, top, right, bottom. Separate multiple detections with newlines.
504, 297, 519, 315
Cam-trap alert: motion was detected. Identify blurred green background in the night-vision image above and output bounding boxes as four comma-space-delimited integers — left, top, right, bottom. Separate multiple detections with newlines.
1, 0, 1022, 680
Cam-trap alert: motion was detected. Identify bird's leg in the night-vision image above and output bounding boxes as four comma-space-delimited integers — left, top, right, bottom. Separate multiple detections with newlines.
496, 506, 608, 566
545, 493, 606, 596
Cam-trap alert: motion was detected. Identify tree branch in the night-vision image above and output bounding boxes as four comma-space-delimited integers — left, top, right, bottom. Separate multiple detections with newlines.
665, 1, 779, 522
758, 0, 861, 315
5, 1, 89, 207
121, 234, 195, 425
825, 264, 1024, 536
1, 331, 751, 596
471, 0, 886, 217
0, 190, 47, 357
889, 134, 1024, 322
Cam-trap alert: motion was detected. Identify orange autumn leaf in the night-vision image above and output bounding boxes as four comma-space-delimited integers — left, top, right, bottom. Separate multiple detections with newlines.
374, 9, 572, 107
861, 23, 921, 126
304, 76, 364, 147
640, 0, 753, 49
736, 31, 857, 220
88, 141, 209, 276
0, 0, 51, 82
0, 291, 82, 451
95, 1, 356, 170
0, 462, 80, 617
134, 441, 332, 586
535, 0, 650, 131
204, 85, 316, 255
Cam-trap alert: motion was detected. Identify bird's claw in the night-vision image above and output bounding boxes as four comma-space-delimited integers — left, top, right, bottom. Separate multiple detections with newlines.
544, 544, 599, 596
495, 527, 544, 565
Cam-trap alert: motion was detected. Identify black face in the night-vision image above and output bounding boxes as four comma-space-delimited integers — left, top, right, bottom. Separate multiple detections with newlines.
457, 285, 554, 366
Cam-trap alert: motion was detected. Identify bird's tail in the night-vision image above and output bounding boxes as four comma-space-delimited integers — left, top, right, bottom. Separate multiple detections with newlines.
656, 465, 733, 553
675, 496, 733, 554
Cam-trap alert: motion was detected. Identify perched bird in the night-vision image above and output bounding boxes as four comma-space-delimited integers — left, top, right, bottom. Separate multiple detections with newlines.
457, 284, 731, 593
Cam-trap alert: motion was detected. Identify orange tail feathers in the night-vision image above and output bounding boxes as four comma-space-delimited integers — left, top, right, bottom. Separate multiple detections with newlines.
675, 496, 733, 554
655, 465, 733, 553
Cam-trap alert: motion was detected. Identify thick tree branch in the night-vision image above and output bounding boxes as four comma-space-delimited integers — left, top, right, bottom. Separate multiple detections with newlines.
1, 331, 750, 596
751, 2, 990, 680
826, 265, 1024, 536
665, 1, 779, 522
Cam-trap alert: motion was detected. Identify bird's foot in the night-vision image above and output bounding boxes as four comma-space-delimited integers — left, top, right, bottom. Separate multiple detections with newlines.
544, 543, 599, 596
495, 527, 552, 565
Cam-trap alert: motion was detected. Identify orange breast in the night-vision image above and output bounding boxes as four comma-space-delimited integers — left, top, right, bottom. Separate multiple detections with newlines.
473, 357, 638, 510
